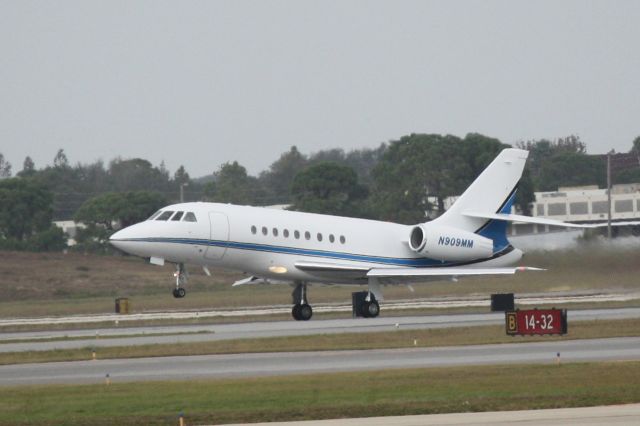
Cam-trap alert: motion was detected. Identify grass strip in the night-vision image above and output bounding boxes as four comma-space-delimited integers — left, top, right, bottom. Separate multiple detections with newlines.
1, 361, 639, 425
1, 317, 638, 365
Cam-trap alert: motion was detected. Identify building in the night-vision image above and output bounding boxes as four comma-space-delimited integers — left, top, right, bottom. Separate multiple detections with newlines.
511, 183, 640, 236
53, 220, 86, 246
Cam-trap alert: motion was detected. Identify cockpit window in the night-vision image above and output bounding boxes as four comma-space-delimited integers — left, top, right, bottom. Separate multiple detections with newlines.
147, 210, 162, 220
156, 211, 174, 221
183, 212, 197, 222
171, 211, 184, 221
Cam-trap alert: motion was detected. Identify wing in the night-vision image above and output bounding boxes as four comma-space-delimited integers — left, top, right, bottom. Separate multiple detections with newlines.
367, 266, 542, 284
294, 261, 370, 281
294, 260, 542, 285
231, 261, 371, 287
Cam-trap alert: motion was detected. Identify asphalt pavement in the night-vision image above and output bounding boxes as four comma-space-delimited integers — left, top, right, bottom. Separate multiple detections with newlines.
1, 336, 638, 386
223, 404, 640, 426
1, 307, 638, 353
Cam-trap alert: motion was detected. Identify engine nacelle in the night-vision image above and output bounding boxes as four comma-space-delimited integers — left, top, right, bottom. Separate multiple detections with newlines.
408, 224, 494, 261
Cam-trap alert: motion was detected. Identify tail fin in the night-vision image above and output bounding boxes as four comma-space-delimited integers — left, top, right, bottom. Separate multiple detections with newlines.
432, 148, 529, 233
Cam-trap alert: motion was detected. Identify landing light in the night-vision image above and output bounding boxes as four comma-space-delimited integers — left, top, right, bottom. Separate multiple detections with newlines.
268, 266, 288, 274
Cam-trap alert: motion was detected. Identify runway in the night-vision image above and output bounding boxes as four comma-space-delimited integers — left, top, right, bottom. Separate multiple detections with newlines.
2, 291, 638, 327
225, 404, 640, 426
1, 307, 639, 353
1, 336, 638, 386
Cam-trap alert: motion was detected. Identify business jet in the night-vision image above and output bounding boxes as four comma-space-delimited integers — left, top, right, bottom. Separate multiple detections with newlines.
110, 148, 621, 320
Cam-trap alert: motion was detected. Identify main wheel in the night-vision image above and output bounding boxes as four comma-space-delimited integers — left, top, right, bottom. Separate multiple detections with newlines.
292, 304, 301, 320
362, 300, 380, 318
298, 304, 313, 321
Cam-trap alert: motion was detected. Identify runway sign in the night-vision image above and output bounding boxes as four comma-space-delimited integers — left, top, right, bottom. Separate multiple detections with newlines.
505, 309, 567, 336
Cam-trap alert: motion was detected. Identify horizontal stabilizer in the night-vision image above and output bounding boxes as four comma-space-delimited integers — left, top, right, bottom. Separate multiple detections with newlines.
463, 211, 640, 229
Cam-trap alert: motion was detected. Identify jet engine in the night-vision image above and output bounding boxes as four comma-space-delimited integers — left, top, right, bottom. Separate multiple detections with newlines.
408, 224, 494, 261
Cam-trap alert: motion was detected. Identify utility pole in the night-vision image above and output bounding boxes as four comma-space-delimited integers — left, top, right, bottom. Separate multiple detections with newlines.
607, 151, 612, 240
180, 183, 188, 203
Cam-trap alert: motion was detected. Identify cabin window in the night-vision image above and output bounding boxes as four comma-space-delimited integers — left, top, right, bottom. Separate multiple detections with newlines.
294, 230, 300, 239
156, 211, 174, 221
171, 211, 184, 221
262, 226, 268, 235
317, 233, 323, 242
147, 210, 162, 220
283, 229, 290, 238
329, 234, 335, 243
339, 235, 346, 244
183, 212, 197, 222
304, 231, 311, 240
251, 225, 257, 234
273, 227, 279, 237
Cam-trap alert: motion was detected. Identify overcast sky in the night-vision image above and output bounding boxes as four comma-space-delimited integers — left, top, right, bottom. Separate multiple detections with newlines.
1, 1, 639, 177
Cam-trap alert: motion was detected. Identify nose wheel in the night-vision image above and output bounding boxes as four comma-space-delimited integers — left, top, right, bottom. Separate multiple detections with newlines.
292, 303, 313, 321
173, 263, 187, 298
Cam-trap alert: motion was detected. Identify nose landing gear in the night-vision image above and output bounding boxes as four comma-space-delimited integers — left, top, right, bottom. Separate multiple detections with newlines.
173, 263, 187, 298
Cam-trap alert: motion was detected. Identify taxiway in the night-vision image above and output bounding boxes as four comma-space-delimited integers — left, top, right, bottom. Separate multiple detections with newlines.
1, 336, 638, 386
1, 307, 639, 353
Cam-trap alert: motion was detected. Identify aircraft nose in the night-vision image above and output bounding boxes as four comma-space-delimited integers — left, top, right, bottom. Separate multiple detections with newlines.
109, 226, 133, 250
110, 228, 126, 242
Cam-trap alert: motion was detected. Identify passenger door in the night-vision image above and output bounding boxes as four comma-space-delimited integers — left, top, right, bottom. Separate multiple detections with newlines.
204, 211, 229, 260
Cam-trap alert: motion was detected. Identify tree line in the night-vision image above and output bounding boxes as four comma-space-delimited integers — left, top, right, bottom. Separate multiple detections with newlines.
0, 134, 638, 252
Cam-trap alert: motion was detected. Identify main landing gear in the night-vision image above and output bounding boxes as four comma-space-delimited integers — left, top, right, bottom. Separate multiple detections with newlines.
362, 294, 380, 318
172, 263, 187, 298
291, 282, 312, 321
351, 278, 382, 318
364, 277, 382, 318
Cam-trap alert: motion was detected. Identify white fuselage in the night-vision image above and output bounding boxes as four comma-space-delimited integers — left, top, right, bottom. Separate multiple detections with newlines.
110, 202, 522, 284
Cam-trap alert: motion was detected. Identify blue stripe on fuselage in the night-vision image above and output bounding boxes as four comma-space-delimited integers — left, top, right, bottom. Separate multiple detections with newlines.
113, 237, 509, 267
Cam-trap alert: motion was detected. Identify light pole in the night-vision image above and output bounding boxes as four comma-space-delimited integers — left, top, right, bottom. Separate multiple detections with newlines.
180, 183, 189, 203
605, 149, 640, 240
607, 151, 612, 240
